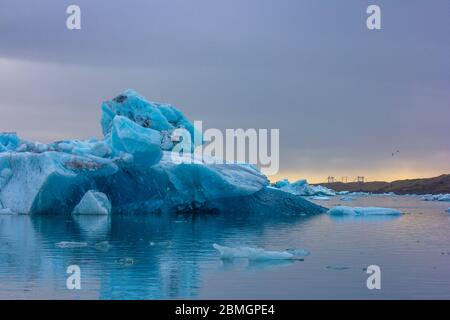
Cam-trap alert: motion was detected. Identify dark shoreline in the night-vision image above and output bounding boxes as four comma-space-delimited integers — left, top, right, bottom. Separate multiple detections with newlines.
315, 174, 450, 195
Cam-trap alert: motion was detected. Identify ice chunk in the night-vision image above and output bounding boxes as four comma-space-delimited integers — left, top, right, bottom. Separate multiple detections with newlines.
326, 265, 350, 270
310, 185, 336, 196
273, 178, 290, 188
94, 241, 112, 252
109, 115, 162, 167
213, 243, 308, 260
0, 132, 20, 151
72, 190, 111, 215
0, 208, 15, 214
340, 196, 354, 201
101, 90, 172, 135
347, 192, 370, 196
285, 248, 310, 257
328, 206, 402, 216
275, 179, 336, 196
421, 194, 450, 202
310, 196, 330, 200
55, 241, 88, 248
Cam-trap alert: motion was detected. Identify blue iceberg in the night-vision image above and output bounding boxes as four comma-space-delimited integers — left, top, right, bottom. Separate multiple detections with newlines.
0, 90, 325, 215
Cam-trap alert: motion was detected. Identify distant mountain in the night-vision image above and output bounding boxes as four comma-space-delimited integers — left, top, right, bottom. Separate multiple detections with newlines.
317, 174, 450, 195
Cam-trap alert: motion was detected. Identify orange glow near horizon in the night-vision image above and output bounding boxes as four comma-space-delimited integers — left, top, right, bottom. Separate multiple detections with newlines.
268, 170, 449, 184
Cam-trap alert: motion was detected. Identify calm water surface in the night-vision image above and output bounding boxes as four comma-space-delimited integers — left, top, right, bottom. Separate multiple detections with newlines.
1, 195, 450, 299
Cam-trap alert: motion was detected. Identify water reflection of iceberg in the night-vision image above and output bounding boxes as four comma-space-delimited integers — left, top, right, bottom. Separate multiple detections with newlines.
0, 208, 318, 299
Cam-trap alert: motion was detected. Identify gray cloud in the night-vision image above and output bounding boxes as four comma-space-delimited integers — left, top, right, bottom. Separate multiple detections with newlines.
0, 0, 449, 181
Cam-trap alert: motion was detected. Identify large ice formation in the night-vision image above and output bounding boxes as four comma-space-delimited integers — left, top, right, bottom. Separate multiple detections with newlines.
0, 90, 325, 215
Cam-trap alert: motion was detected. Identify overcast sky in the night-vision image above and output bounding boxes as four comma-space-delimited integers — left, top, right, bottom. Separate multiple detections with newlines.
0, 0, 449, 182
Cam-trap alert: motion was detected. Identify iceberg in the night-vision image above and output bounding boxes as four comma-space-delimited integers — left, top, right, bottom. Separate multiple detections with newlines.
328, 206, 402, 216
274, 179, 336, 196
72, 190, 111, 215
421, 194, 450, 202
213, 243, 308, 260
0, 90, 325, 216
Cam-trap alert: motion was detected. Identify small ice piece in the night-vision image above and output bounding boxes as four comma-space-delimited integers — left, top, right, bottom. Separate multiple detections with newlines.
273, 179, 290, 188
328, 206, 402, 216
117, 257, 135, 266
213, 243, 297, 260
438, 194, 450, 202
340, 196, 354, 201
447, 207, 450, 213
94, 241, 112, 252
285, 248, 310, 257
310, 196, 330, 200
337, 191, 350, 195
55, 241, 88, 248
421, 194, 450, 202
310, 185, 336, 196
326, 265, 350, 271
0, 208, 15, 214
72, 190, 111, 215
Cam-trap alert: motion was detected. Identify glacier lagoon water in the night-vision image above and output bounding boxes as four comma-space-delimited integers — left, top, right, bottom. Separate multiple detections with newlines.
1, 195, 450, 299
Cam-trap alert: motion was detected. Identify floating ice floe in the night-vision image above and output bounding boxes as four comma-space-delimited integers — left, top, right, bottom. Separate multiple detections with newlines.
0, 208, 15, 214
326, 265, 350, 271
310, 196, 330, 201
348, 192, 371, 196
55, 241, 88, 248
421, 194, 450, 202
328, 206, 402, 216
213, 243, 309, 260
340, 196, 354, 202
0, 90, 325, 215
273, 179, 336, 197
94, 241, 112, 252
